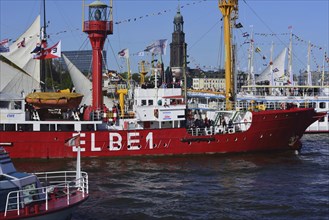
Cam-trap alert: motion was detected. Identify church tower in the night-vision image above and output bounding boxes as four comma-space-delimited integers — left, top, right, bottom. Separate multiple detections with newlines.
170, 6, 187, 82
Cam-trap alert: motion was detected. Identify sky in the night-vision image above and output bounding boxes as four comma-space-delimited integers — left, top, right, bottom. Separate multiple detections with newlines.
1, 0, 328, 75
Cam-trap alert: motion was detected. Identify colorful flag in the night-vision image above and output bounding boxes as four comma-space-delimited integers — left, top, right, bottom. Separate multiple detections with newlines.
242, 32, 249, 37
144, 39, 168, 55
288, 25, 293, 30
255, 47, 261, 53
235, 22, 243, 28
0, 39, 9, 53
30, 43, 42, 54
33, 40, 61, 59
17, 38, 25, 48
137, 51, 145, 56
118, 48, 129, 58
65, 134, 80, 147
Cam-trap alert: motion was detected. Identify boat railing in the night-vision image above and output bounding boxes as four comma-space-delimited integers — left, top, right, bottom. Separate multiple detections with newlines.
186, 121, 251, 136
239, 86, 328, 98
4, 171, 88, 217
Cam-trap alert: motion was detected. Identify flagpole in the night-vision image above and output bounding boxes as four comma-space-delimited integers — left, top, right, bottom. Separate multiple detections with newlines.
270, 41, 274, 87
307, 41, 312, 86
247, 25, 254, 92
76, 141, 81, 187
126, 57, 131, 89
159, 53, 165, 84
288, 27, 293, 86
41, 0, 47, 92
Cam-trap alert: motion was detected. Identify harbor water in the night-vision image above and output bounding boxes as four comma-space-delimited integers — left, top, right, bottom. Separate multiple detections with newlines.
14, 134, 329, 220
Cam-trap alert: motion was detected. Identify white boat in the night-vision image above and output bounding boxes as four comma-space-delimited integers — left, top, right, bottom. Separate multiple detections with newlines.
0, 144, 89, 219
237, 37, 329, 133
237, 85, 329, 133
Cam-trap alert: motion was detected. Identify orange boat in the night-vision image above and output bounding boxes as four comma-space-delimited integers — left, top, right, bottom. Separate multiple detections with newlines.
25, 90, 83, 110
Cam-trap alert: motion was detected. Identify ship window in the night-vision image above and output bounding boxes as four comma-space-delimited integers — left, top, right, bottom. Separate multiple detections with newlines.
18, 124, 33, 131
82, 124, 95, 131
319, 102, 326, 109
4, 124, 15, 131
319, 117, 325, 122
148, 100, 153, 106
0, 101, 9, 109
141, 100, 146, 106
57, 124, 74, 131
40, 124, 56, 131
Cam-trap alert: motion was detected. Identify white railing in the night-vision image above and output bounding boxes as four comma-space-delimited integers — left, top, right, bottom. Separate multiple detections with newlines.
187, 121, 251, 136
4, 171, 88, 217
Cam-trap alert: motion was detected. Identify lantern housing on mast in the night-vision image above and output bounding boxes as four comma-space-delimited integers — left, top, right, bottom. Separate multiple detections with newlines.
83, 0, 113, 34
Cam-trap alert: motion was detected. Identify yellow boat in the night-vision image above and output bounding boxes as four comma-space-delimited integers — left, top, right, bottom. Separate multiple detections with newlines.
26, 90, 83, 110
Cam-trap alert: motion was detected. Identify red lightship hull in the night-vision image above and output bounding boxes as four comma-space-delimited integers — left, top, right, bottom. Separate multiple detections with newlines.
0, 108, 323, 159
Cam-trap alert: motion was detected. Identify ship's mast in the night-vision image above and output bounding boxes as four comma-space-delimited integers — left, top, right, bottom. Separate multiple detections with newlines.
83, 0, 113, 112
270, 41, 274, 86
218, 0, 238, 110
288, 27, 293, 85
40, 0, 47, 92
307, 41, 312, 86
247, 26, 254, 91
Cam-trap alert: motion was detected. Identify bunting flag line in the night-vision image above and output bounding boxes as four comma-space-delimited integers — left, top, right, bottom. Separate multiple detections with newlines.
255, 32, 324, 51
118, 48, 129, 58
114, 0, 206, 25
292, 33, 323, 50
255, 32, 289, 37
325, 52, 329, 63
33, 40, 61, 60
0, 39, 10, 53
144, 39, 168, 55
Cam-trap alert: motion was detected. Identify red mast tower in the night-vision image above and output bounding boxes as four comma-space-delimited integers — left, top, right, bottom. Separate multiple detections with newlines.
83, 0, 113, 118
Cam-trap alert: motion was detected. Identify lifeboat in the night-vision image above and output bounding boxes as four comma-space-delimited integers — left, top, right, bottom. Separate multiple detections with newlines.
25, 89, 84, 110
